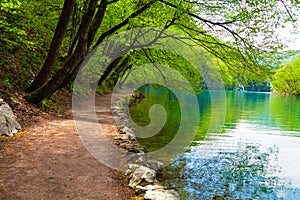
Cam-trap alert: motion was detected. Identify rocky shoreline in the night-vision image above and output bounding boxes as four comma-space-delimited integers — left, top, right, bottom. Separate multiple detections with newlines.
112, 95, 180, 200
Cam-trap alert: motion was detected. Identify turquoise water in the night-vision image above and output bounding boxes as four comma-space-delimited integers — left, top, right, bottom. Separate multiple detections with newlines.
130, 89, 300, 199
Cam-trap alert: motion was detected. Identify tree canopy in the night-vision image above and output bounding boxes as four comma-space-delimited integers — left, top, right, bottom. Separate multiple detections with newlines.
1, 0, 299, 103
272, 58, 300, 95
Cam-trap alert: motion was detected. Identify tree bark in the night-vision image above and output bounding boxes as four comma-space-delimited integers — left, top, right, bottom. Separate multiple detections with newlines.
60, 0, 109, 88
54, 0, 155, 91
97, 57, 123, 87
58, 59, 83, 89
87, 0, 108, 49
26, 0, 99, 103
25, 0, 157, 103
97, 56, 131, 91
26, 0, 75, 93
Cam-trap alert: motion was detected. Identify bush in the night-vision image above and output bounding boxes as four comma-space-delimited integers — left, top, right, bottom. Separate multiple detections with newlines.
272, 58, 300, 95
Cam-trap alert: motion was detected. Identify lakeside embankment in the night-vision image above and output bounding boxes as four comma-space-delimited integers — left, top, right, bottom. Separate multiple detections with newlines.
111, 92, 180, 199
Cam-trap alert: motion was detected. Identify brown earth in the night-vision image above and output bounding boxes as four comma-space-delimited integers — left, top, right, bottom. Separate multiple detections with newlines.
0, 92, 135, 200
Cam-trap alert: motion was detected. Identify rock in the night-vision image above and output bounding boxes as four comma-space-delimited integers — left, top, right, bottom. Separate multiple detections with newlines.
125, 132, 136, 141
136, 185, 165, 192
144, 187, 180, 200
115, 133, 134, 141
119, 141, 145, 153
128, 166, 157, 188
114, 126, 136, 141
113, 96, 179, 199
0, 98, 21, 136
125, 152, 148, 165
125, 164, 140, 176
120, 126, 134, 134
136, 184, 180, 199
147, 160, 164, 171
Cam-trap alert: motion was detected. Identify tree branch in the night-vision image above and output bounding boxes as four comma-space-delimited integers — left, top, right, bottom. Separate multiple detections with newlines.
278, 0, 294, 20
159, 0, 237, 26
93, 0, 157, 48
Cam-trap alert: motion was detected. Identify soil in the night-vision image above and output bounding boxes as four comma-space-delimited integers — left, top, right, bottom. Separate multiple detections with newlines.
0, 91, 135, 199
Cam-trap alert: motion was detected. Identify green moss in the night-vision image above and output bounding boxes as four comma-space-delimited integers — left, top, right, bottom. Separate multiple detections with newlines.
4, 115, 10, 124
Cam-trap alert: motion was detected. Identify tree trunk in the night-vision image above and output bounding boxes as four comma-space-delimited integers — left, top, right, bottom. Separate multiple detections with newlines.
61, 0, 153, 90
26, 0, 75, 93
26, 50, 85, 103
25, 0, 157, 103
97, 57, 123, 87
117, 66, 133, 88
26, 0, 99, 103
58, 59, 83, 89
87, 0, 108, 49
60, 0, 109, 88
96, 56, 131, 91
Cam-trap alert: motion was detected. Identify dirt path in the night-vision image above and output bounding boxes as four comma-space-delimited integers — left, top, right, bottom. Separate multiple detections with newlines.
0, 94, 133, 199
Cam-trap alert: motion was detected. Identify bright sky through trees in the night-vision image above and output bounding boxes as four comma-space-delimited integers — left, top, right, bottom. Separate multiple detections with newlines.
276, 2, 300, 50
277, 24, 300, 50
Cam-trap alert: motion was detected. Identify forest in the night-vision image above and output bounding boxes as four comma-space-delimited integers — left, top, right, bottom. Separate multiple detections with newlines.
1, 0, 300, 105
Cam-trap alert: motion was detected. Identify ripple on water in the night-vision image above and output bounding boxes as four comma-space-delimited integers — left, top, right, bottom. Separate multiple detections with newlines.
165, 138, 300, 200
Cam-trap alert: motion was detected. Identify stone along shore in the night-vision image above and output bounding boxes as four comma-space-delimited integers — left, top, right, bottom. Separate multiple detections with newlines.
112, 95, 180, 200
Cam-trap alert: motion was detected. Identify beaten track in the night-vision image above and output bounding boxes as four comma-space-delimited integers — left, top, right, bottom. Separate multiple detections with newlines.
0, 93, 133, 199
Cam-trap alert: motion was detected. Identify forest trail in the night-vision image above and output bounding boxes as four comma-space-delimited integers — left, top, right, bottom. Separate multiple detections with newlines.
0, 94, 133, 199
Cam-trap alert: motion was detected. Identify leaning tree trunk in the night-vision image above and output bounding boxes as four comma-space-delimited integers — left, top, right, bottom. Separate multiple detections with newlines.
26, 0, 75, 93
26, 49, 85, 103
26, 0, 98, 103
26, 0, 157, 104
100, 56, 131, 86
59, 0, 108, 89
58, 59, 83, 89
58, 0, 156, 91
87, 0, 108, 49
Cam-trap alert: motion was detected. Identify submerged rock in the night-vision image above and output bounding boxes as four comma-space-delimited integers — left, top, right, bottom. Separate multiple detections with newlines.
0, 98, 21, 136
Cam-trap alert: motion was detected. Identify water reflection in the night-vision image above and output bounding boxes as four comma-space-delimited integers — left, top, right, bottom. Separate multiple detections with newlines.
166, 144, 289, 199
130, 89, 300, 199
165, 124, 300, 199
270, 94, 300, 133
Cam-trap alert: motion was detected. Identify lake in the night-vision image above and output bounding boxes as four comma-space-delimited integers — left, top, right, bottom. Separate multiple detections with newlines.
129, 88, 300, 199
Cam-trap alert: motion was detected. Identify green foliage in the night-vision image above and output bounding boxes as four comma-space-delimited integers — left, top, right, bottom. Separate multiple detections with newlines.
2, 0, 300, 100
272, 58, 300, 95
0, 0, 65, 90
40, 97, 62, 115
4, 115, 11, 124
3, 78, 11, 90
119, 48, 205, 95
96, 78, 116, 95
0, 0, 34, 51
